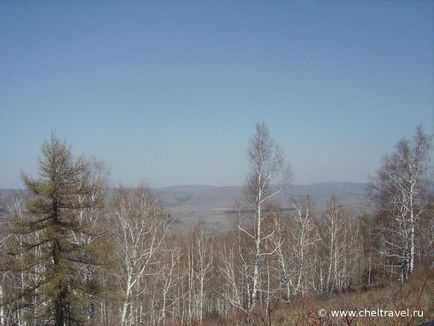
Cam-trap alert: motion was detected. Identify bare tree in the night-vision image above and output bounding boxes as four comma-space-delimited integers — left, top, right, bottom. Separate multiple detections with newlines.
324, 197, 345, 292
238, 122, 290, 310
369, 126, 431, 281
217, 229, 245, 314
113, 185, 169, 325
0, 198, 28, 325
191, 222, 213, 323
157, 244, 181, 326
272, 197, 319, 299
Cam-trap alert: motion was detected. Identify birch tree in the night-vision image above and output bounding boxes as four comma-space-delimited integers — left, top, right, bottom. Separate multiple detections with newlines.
369, 126, 431, 281
188, 222, 213, 323
239, 122, 290, 310
324, 197, 345, 292
272, 197, 319, 299
113, 186, 169, 325
217, 230, 245, 314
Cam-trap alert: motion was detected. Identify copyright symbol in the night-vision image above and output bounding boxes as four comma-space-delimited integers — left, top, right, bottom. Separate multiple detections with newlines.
318, 308, 327, 317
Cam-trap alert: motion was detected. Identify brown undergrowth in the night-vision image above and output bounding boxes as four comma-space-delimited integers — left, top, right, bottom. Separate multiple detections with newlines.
189, 266, 433, 326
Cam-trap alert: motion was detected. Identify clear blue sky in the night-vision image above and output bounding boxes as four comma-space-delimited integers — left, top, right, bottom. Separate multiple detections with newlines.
1, 1, 433, 188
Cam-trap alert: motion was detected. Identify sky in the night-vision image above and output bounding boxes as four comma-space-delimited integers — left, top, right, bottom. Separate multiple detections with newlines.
0, 1, 433, 188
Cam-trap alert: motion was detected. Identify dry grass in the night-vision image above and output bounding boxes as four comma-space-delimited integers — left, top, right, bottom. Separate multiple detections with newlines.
196, 266, 433, 326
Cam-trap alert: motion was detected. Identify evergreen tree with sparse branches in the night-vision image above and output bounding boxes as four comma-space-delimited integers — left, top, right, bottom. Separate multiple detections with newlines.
1, 134, 107, 325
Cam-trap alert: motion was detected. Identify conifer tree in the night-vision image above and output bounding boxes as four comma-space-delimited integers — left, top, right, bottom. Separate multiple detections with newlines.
2, 134, 106, 325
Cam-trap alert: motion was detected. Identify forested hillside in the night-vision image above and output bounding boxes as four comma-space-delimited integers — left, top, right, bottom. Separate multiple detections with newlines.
0, 124, 432, 325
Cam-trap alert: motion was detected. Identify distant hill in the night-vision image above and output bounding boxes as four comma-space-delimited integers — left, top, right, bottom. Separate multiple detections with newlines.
155, 182, 370, 232
0, 182, 370, 234
154, 185, 219, 207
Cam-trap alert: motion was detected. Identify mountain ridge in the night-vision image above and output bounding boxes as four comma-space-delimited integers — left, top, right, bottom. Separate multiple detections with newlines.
0, 182, 369, 233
